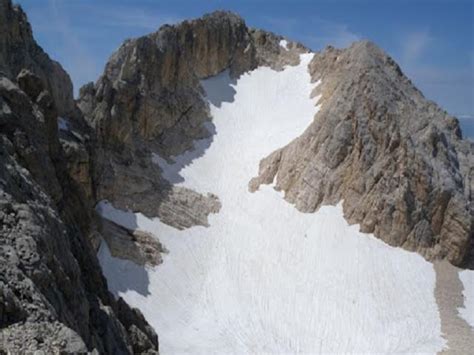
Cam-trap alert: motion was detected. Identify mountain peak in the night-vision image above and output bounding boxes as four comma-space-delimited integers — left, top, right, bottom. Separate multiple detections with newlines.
200, 9, 246, 23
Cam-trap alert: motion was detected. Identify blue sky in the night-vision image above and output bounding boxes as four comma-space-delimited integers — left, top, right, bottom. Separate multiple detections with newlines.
16, 0, 474, 137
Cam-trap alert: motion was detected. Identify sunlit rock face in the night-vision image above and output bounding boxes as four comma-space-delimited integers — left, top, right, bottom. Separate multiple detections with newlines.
252, 42, 473, 265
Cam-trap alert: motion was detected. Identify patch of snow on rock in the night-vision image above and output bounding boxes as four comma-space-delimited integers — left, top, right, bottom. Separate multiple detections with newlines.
459, 270, 474, 328
98, 53, 445, 354
279, 39, 289, 50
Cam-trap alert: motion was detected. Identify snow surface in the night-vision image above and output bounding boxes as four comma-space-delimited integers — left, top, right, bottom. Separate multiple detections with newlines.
98, 53, 445, 354
458, 270, 474, 328
279, 39, 289, 50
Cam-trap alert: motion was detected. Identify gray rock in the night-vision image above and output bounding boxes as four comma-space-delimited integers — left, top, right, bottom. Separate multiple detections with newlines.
0, 0, 74, 117
101, 218, 166, 266
0, 72, 158, 354
0, 1, 159, 351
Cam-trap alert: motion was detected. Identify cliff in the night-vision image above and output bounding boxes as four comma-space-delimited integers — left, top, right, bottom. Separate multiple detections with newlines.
0, 0, 158, 353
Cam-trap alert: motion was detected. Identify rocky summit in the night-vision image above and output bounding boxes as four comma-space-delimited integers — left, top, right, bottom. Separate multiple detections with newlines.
0, 0, 473, 353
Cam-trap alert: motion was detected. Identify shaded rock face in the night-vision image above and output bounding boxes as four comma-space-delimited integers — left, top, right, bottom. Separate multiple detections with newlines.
250, 42, 473, 267
0, 0, 74, 116
0, 73, 158, 354
0, 0, 158, 353
78, 11, 307, 229
101, 218, 166, 266
0, 0, 95, 201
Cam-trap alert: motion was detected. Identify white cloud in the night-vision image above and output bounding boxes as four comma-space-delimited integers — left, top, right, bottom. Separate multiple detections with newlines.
395, 30, 474, 118
52, 0, 99, 90
263, 16, 360, 50
304, 22, 360, 49
85, 5, 181, 31
401, 29, 433, 64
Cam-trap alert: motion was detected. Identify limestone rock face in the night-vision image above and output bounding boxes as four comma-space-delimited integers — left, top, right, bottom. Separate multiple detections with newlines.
78, 11, 306, 228
0, 0, 95, 201
80, 11, 472, 266
0, 1, 158, 352
250, 42, 473, 266
0, 0, 74, 116
0, 71, 158, 355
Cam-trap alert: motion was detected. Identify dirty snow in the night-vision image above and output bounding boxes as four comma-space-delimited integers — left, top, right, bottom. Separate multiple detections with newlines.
459, 270, 474, 328
98, 53, 445, 354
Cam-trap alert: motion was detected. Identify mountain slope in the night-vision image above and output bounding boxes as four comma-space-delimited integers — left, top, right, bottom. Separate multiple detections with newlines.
250, 41, 473, 266
0, 0, 74, 116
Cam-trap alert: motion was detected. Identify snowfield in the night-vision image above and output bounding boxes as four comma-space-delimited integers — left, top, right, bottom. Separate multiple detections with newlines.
459, 270, 474, 328
98, 53, 446, 353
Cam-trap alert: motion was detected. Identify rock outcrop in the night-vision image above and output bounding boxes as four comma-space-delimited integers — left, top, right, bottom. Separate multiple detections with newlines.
0, 0, 96, 202
0, 0, 73, 116
250, 42, 473, 266
78, 11, 307, 229
0, 0, 158, 353
101, 218, 166, 266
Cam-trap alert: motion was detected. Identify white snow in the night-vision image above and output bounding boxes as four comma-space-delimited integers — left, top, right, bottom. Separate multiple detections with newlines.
458, 270, 474, 328
279, 39, 289, 50
98, 53, 445, 354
